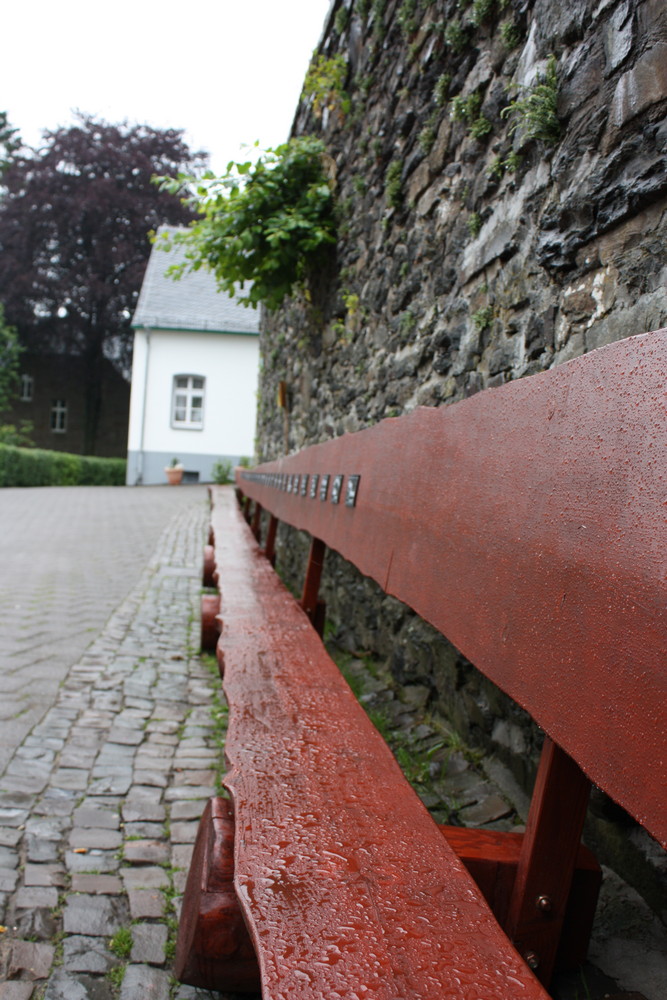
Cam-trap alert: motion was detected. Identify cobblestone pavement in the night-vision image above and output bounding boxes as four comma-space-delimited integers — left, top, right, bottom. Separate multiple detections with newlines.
0, 485, 208, 776
0, 485, 231, 999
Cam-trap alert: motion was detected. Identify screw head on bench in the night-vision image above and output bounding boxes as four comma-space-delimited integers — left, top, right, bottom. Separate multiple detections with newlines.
536, 894, 553, 913
524, 950, 540, 970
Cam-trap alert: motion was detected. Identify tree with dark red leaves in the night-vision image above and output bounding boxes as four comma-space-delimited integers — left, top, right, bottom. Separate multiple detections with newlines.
0, 114, 205, 453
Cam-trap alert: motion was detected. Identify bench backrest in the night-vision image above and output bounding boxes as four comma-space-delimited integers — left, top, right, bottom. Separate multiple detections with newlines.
237, 329, 667, 849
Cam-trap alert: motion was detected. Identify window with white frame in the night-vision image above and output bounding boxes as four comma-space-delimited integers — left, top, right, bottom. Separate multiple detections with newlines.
20, 374, 34, 402
50, 399, 67, 433
172, 375, 205, 430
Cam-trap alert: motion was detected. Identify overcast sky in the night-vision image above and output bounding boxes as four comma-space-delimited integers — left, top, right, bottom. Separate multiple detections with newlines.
2, 0, 333, 173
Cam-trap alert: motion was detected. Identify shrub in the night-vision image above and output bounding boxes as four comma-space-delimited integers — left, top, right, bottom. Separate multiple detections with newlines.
0, 444, 126, 487
155, 136, 337, 311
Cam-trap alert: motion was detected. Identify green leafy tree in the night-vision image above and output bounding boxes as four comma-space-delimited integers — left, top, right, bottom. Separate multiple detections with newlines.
0, 304, 21, 413
0, 114, 204, 452
0, 111, 20, 174
157, 136, 336, 311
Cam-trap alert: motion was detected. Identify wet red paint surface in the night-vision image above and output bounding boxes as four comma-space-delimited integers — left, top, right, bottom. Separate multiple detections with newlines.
212, 489, 550, 999
237, 329, 667, 849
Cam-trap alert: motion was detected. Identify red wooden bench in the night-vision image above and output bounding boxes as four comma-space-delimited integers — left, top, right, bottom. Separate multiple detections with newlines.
178, 328, 667, 998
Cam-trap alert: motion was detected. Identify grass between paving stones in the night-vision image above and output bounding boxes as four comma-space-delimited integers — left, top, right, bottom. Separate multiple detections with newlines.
109, 925, 133, 959
201, 652, 231, 795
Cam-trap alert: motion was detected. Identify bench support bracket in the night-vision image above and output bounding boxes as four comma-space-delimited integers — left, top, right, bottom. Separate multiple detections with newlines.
504, 737, 592, 985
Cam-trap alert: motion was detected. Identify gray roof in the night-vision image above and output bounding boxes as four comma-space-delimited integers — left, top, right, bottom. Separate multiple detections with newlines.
132, 226, 259, 335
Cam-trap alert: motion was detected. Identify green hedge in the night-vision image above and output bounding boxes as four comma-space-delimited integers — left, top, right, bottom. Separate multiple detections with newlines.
0, 443, 126, 487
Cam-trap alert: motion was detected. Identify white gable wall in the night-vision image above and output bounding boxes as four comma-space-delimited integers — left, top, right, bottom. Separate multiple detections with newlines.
127, 326, 259, 485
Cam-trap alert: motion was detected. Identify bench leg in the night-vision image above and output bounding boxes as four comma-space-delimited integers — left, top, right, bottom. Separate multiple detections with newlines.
202, 544, 216, 588
300, 537, 327, 636
261, 514, 278, 567
251, 501, 263, 542
200, 594, 221, 652
175, 797, 260, 992
503, 736, 593, 985
439, 825, 600, 972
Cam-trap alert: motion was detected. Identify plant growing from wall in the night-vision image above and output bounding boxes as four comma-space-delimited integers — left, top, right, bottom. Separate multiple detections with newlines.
385, 159, 404, 209
303, 55, 351, 120
155, 136, 336, 311
450, 92, 492, 140
501, 56, 561, 145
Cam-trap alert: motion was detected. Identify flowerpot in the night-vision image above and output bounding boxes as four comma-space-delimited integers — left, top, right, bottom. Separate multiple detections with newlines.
165, 466, 184, 485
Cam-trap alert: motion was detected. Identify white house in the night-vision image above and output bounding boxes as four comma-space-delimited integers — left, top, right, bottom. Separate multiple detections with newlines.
126, 227, 260, 485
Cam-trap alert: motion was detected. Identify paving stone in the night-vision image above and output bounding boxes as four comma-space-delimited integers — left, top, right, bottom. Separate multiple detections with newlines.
0, 983, 35, 1000
119, 964, 171, 1000
0, 827, 22, 847
63, 935, 114, 973
123, 822, 165, 840
130, 923, 168, 965
172, 844, 194, 871
43, 968, 102, 1000
65, 850, 119, 874
132, 770, 169, 788
63, 894, 128, 935
0, 808, 29, 827
128, 888, 165, 920
121, 803, 167, 826
70, 873, 123, 894
170, 822, 199, 844
0, 846, 19, 868
23, 863, 67, 887
169, 800, 206, 821
69, 828, 122, 850
0, 774, 49, 795
50, 768, 90, 790
15, 886, 59, 909
7, 938, 55, 979
120, 866, 169, 890
0, 867, 19, 892
72, 806, 120, 830
33, 789, 79, 817
15, 905, 58, 941
107, 728, 145, 746
124, 840, 170, 865
164, 785, 216, 810
87, 775, 133, 796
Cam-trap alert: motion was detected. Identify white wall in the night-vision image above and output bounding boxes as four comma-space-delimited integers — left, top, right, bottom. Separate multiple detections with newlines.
127, 327, 259, 484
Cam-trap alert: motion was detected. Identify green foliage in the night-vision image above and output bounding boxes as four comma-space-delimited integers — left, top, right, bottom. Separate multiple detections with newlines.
470, 0, 496, 27
500, 18, 522, 48
0, 304, 22, 414
108, 927, 133, 960
418, 115, 439, 154
385, 159, 403, 209
467, 211, 482, 237
212, 458, 234, 484
334, 6, 350, 33
443, 19, 470, 53
472, 305, 494, 330
156, 136, 336, 311
433, 73, 452, 107
303, 55, 351, 119
0, 111, 20, 174
501, 56, 561, 144
0, 421, 33, 447
398, 0, 419, 35
450, 91, 492, 140
0, 444, 126, 487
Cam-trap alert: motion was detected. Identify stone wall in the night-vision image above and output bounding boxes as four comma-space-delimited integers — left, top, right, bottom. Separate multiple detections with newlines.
255, 0, 666, 904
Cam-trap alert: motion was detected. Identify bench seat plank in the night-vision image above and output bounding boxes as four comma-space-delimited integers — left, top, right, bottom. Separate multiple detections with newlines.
237, 330, 667, 848
213, 489, 549, 1000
